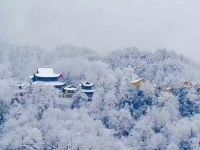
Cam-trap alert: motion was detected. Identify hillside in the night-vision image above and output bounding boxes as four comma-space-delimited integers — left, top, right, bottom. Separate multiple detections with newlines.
1, 44, 200, 149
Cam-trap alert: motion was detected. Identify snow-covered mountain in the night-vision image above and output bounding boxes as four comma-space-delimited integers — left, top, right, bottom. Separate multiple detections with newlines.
1, 44, 200, 149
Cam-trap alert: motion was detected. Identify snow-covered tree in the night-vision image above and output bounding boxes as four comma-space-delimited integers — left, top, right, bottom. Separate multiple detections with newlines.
1, 43, 200, 149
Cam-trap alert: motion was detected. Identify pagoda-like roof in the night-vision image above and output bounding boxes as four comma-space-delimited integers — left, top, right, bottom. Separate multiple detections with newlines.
82, 81, 94, 87
34, 67, 60, 78
131, 78, 146, 84
64, 84, 77, 91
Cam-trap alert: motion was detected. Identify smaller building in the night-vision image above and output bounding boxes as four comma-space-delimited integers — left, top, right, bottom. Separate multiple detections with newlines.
62, 84, 77, 98
165, 87, 173, 93
80, 81, 95, 101
182, 81, 199, 89
131, 79, 151, 88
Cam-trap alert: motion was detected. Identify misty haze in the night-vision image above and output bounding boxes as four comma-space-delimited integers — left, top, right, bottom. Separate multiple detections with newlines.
1, 0, 200, 150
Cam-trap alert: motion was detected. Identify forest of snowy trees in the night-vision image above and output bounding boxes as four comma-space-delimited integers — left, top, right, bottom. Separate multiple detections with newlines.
1, 43, 200, 149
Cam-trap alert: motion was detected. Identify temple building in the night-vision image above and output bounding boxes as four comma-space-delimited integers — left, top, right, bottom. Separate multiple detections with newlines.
62, 84, 77, 98
182, 81, 198, 89
80, 81, 95, 101
131, 79, 151, 88
30, 67, 66, 88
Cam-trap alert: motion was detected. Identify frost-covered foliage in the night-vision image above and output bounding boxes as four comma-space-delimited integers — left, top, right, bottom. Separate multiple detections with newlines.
106, 48, 200, 85
1, 43, 200, 149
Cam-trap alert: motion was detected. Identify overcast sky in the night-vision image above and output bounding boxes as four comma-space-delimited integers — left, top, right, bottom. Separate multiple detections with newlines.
0, 0, 200, 62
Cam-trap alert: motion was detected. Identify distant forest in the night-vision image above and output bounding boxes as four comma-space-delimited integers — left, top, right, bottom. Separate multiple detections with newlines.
1, 43, 200, 150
